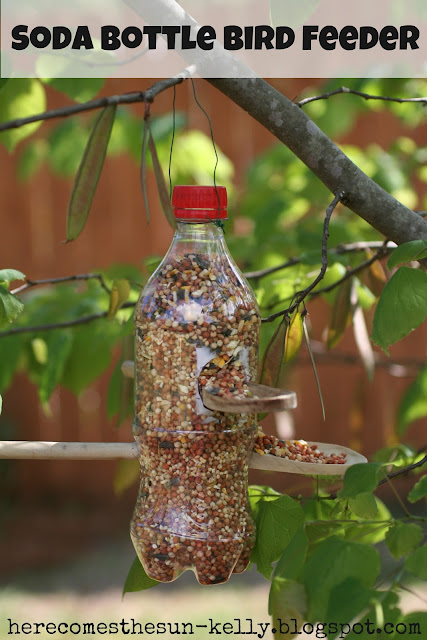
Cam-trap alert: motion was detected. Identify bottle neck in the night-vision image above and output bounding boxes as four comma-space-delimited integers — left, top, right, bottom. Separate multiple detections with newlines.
171, 221, 227, 256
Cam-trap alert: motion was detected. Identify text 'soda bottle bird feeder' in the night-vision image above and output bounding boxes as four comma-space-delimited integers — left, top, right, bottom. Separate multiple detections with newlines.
130, 185, 366, 585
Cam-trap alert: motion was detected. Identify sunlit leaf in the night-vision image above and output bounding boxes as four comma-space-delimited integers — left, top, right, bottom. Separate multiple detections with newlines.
284, 311, 303, 362
114, 459, 139, 495
0, 79, 46, 151
348, 493, 379, 519
371, 267, 427, 353
108, 279, 131, 319
66, 104, 117, 242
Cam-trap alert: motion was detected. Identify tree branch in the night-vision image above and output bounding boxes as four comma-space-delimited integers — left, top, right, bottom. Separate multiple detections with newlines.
0, 302, 135, 337
0, 70, 194, 133
244, 241, 396, 281
377, 454, 427, 486
297, 86, 427, 108
11, 273, 111, 295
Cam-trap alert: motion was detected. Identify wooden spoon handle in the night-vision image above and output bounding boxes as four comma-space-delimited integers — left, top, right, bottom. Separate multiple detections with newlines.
202, 382, 297, 413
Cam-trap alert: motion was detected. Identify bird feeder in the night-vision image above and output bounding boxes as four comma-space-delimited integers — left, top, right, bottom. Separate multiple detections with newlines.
131, 185, 300, 585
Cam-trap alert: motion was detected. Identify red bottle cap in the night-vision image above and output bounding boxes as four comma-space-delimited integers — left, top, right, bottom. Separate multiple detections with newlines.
172, 185, 227, 221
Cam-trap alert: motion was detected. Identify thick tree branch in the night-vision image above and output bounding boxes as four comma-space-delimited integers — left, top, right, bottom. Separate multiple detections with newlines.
208, 77, 427, 246
123, 0, 427, 247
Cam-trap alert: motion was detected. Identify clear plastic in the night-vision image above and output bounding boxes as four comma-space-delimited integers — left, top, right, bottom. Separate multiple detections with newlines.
131, 222, 260, 584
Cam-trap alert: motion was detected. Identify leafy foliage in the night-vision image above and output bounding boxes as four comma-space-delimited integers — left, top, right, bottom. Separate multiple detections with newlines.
372, 267, 427, 353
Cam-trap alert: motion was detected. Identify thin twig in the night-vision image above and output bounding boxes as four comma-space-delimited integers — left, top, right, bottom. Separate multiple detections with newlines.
377, 454, 427, 486
297, 87, 427, 108
261, 192, 343, 323
0, 302, 135, 338
310, 240, 389, 298
261, 238, 388, 321
244, 241, 395, 281
0, 70, 194, 134
11, 273, 111, 295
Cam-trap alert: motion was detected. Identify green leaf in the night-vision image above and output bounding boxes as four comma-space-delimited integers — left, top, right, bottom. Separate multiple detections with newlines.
302, 537, 380, 622
273, 527, 309, 581
284, 311, 303, 362
326, 578, 376, 624
108, 279, 131, 319
385, 522, 423, 559
114, 459, 139, 495
387, 240, 427, 270
0, 335, 24, 392
398, 364, 427, 435
0, 287, 24, 328
249, 485, 281, 520
0, 269, 26, 285
147, 122, 176, 229
338, 463, 380, 499
259, 316, 289, 388
348, 492, 379, 519
0, 79, 46, 151
371, 267, 427, 353
42, 78, 105, 103
405, 545, 427, 580
66, 105, 117, 242
269, 578, 307, 637
408, 475, 427, 503
39, 331, 74, 404
251, 494, 305, 579
123, 557, 158, 594
61, 319, 121, 395
328, 277, 352, 348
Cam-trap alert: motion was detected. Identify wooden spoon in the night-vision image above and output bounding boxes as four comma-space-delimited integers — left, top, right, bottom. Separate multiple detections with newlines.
122, 361, 297, 413
250, 442, 367, 476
